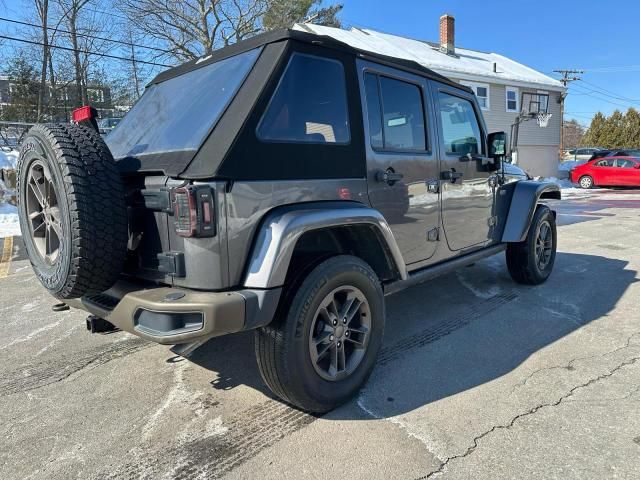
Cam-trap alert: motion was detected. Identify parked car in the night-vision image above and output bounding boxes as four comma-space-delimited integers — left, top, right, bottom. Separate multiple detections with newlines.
588, 148, 640, 161
570, 156, 640, 188
17, 29, 561, 412
563, 147, 602, 161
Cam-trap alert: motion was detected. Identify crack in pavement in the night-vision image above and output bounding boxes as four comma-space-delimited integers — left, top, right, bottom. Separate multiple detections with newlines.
510, 331, 640, 395
419, 353, 640, 479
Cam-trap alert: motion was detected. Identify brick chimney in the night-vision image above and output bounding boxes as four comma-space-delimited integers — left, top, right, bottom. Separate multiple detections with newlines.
439, 14, 455, 55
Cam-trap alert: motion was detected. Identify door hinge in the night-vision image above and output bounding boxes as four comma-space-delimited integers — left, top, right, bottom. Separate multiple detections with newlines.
427, 227, 440, 242
488, 216, 498, 227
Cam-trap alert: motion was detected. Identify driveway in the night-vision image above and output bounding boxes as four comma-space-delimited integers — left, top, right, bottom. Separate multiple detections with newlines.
1, 188, 639, 480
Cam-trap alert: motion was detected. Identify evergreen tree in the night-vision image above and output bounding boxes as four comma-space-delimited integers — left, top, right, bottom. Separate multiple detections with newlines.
263, 0, 342, 30
582, 112, 607, 147
0, 54, 40, 123
623, 108, 640, 147
602, 110, 625, 148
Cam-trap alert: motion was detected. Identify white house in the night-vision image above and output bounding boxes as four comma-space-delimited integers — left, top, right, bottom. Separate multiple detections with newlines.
295, 16, 566, 178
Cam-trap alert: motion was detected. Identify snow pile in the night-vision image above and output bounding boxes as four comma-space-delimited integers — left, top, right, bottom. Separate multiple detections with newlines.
0, 149, 19, 170
0, 202, 20, 238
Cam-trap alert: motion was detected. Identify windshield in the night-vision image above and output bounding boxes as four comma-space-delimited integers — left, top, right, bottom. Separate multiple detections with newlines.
107, 47, 261, 159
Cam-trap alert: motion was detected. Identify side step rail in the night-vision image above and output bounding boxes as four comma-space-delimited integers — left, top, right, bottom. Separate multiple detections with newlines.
384, 244, 507, 296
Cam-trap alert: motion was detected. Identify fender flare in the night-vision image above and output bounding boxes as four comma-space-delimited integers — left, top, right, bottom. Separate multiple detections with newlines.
502, 181, 561, 243
242, 202, 407, 289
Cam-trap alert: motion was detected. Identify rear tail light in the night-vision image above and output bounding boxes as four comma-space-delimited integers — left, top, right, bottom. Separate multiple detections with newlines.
173, 186, 216, 238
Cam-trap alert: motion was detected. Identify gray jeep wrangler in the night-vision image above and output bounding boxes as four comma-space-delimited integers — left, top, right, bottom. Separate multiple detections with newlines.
17, 29, 560, 412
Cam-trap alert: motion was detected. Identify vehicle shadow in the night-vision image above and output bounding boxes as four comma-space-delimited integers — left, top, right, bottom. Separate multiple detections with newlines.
187, 252, 637, 416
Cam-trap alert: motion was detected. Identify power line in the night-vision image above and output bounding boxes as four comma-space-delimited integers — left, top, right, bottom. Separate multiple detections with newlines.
0, 16, 173, 55
0, 34, 172, 68
580, 78, 640, 103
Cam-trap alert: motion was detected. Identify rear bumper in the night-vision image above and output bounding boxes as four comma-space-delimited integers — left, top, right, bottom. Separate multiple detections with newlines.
66, 280, 281, 344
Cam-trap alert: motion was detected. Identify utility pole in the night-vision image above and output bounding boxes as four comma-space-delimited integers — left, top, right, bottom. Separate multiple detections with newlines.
554, 69, 583, 155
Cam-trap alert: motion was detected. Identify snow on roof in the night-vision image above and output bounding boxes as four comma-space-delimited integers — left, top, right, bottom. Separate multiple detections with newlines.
294, 24, 564, 91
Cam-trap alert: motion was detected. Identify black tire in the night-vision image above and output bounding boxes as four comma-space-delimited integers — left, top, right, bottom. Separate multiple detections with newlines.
579, 175, 594, 189
506, 205, 557, 285
255, 255, 385, 412
17, 124, 128, 299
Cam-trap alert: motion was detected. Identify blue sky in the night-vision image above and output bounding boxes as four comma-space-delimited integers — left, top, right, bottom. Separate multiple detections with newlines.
337, 0, 640, 126
2, 0, 639, 126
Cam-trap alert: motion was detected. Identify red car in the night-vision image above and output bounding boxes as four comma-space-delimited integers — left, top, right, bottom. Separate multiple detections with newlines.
570, 156, 640, 189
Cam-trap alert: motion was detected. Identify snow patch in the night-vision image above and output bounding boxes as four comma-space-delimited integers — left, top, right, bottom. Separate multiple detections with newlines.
0, 203, 20, 238
0, 149, 18, 170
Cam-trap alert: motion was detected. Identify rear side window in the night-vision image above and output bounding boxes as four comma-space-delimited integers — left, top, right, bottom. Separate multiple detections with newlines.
363, 73, 427, 151
595, 159, 614, 167
438, 93, 484, 155
257, 53, 350, 144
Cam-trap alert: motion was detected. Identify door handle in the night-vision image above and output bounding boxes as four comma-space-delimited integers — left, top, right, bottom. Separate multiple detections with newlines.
441, 169, 464, 183
460, 153, 482, 162
376, 169, 404, 186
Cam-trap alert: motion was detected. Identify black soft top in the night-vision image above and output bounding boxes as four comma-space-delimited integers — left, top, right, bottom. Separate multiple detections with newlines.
150, 28, 469, 93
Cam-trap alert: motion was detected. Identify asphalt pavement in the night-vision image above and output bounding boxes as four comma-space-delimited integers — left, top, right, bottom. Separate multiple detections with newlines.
1, 188, 639, 480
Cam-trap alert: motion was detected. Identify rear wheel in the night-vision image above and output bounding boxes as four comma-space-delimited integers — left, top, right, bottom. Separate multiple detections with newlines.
255, 255, 384, 412
506, 205, 557, 285
579, 175, 594, 189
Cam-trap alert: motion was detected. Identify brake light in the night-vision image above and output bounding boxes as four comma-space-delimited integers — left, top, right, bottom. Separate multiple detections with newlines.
71, 105, 99, 132
72, 106, 94, 123
173, 186, 216, 238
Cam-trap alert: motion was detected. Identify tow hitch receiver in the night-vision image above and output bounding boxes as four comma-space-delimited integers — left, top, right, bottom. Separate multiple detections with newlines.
86, 315, 119, 334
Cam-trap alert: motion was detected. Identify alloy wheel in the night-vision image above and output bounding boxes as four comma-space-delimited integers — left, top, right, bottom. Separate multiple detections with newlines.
308, 286, 371, 381
535, 220, 553, 270
25, 161, 63, 265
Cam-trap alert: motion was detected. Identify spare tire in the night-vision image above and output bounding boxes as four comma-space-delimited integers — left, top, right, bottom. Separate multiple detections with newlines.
17, 124, 128, 299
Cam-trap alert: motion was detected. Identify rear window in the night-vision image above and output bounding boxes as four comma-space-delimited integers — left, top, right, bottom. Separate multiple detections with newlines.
107, 48, 261, 159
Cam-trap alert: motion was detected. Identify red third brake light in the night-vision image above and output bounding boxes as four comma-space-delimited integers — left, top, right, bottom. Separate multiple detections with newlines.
72, 106, 93, 123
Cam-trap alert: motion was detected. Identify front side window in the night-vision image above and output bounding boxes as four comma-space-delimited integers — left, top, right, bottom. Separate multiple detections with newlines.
363, 73, 426, 151
595, 159, 614, 167
438, 92, 484, 155
258, 53, 350, 144
506, 87, 519, 112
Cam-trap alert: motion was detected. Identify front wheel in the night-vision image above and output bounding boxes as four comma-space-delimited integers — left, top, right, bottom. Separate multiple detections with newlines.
506, 205, 557, 285
255, 255, 385, 412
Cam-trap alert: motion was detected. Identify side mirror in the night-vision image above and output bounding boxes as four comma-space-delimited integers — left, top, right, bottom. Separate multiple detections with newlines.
488, 131, 507, 158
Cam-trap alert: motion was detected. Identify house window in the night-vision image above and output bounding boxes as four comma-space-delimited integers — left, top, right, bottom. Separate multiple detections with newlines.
461, 82, 490, 111
537, 90, 549, 112
87, 88, 105, 104
506, 87, 519, 112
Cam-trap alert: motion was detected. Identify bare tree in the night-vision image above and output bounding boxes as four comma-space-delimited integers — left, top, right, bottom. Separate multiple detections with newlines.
119, 0, 342, 63
119, 0, 269, 62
